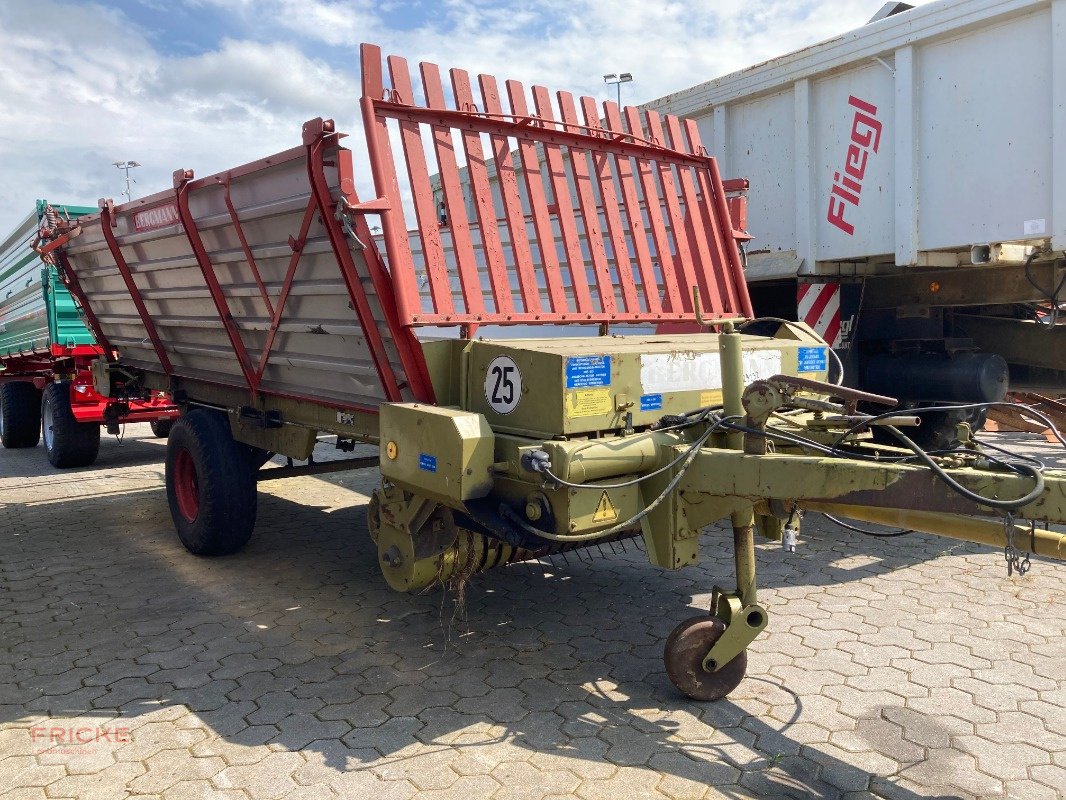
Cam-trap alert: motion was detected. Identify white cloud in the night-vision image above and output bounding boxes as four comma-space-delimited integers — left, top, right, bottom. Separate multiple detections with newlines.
0, 0, 929, 233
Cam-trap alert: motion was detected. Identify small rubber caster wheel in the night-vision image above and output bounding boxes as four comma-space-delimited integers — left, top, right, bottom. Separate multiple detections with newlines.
664, 615, 747, 700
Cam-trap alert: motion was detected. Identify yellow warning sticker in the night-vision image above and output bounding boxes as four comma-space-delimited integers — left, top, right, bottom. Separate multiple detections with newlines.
699, 390, 722, 407
593, 490, 618, 523
566, 388, 612, 418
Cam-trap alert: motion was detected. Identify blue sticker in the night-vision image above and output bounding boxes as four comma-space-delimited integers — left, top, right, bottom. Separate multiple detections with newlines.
640, 394, 663, 411
418, 453, 437, 473
565, 355, 612, 388
797, 346, 828, 373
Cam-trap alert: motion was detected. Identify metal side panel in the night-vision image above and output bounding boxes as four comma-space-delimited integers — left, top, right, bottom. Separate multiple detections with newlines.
62, 141, 416, 409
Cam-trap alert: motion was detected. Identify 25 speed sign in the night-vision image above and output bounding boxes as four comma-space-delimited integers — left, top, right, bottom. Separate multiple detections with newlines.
484, 355, 522, 414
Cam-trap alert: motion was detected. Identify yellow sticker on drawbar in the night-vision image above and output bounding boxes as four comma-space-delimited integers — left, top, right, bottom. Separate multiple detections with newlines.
593, 490, 618, 522
699, 390, 722, 407
566, 388, 612, 417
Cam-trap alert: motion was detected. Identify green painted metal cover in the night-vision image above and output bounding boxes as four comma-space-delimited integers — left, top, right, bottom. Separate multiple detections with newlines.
0, 200, 97, 362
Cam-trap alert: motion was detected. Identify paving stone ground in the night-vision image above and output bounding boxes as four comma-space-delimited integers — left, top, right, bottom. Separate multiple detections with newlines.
1, 426, 1064, 799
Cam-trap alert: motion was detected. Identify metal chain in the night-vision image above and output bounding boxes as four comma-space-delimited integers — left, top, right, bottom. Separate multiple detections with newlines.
1003, 513, 1031, 577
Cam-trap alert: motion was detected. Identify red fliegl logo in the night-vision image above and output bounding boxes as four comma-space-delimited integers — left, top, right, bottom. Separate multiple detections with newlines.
827, 95, 882, 236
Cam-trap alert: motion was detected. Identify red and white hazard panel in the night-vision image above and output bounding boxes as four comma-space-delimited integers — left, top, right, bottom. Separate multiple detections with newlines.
797, 282, 843, 348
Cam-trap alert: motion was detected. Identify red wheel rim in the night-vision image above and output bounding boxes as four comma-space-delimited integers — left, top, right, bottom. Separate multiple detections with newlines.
173, 447, 199, 523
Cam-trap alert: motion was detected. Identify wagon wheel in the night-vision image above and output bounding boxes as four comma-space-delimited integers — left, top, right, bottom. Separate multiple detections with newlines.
664, 615, 747, 701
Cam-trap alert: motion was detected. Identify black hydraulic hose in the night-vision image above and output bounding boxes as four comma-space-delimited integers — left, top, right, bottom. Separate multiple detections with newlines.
881, 425, 1044, 511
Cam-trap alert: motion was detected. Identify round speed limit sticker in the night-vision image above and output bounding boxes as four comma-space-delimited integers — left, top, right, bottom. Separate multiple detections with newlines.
484, 355, 522, 414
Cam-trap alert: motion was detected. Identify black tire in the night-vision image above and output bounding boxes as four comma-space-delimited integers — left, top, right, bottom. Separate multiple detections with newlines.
150, 418, 174, 438
165, 410, 257, 556
0, 381, 42, 448
41, 382, 101, 468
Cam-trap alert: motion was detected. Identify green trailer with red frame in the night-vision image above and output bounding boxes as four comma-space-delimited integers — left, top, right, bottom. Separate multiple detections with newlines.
0, 201, 177, 467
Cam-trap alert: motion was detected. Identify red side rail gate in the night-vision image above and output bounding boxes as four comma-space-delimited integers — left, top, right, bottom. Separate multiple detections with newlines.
47, 43, 752, 429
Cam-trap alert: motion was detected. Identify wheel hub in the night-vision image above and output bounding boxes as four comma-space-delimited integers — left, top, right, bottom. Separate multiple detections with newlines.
173, 446, 200, 523
42, 401, 54, 450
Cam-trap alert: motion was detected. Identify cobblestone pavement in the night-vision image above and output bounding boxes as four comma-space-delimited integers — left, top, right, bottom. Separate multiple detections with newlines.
1, 427, 1064, 799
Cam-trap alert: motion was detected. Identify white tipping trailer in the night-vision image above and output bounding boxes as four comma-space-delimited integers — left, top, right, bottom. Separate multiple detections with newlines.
646, 0, 1066, 441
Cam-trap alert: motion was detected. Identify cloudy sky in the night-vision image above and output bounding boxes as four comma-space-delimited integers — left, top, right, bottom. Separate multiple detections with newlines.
0, 0, 927, 234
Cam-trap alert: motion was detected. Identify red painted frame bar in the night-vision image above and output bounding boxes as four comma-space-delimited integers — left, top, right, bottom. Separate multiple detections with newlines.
420, 60, 487, 320
451, 67, 514, 317
385, 55, 456, 320
173, 170, 260, 397
623, 106, 685, 314
376, 102, 713, 168
252, 194, 318, 386
505, 79, 569, 315
579, 95, 640, 315
360, 45, 426, 326
602, 101, 662, 315
531, 85, 596, 315
480, 74, 542, 316
218, 178, 275, 318
558, 91, 617, 316
663, 114, 722, 316
687, 120, 754, 317
53, 249, 115, 355
302, 118, 414, 404
98, 202, 174, 374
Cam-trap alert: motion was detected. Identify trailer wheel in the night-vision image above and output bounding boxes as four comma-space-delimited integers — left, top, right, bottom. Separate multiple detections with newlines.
0, 381, 42, 448
41, 382, 101, 468
165, 410, 257, 556
664, 615, 747, 701
150, 419, 174, 438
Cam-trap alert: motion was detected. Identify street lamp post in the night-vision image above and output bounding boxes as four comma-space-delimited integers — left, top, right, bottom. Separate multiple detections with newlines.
112, 160, 141, 202
603, 72, 633, 108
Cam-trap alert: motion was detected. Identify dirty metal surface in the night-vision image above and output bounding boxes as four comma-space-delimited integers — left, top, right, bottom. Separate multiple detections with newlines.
1, 429, 1064, 799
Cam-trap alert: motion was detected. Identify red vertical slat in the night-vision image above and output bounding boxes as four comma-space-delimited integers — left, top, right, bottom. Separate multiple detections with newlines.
644, 110, 700, 313
304, 132, 409, 402
664, 114, 723, 315
684, 118, 751, 316
174, 178, 260, 395
682, 137, 738, 316
387, 55, 455, 319
623, 105, 684, 313
505, 80, 569, 314
603, 102, 661, 315
253, 198, 317, 384
359, 44, 423, 325
557, 91, 616, 316
708, 155, 754, 317
531, 85, 595, 315
99, 205, 174, 373
579, 95, 639, 314
420, 60, 485, 318
480, 74, 542, 315
220, 180, 275, 319
451, 68, 514, 316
